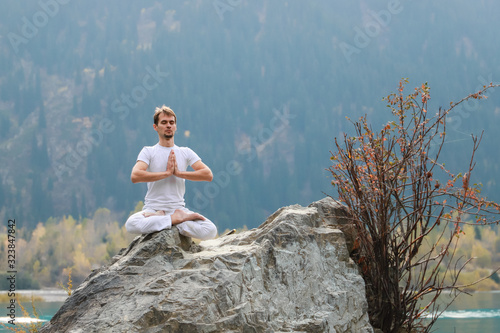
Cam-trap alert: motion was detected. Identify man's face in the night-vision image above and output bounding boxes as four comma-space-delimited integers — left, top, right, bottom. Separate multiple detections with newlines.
154, 113, 177, 139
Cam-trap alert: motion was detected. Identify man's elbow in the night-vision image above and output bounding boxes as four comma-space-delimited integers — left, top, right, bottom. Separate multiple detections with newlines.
131, 173, 140, 183
206, 170, 213, 182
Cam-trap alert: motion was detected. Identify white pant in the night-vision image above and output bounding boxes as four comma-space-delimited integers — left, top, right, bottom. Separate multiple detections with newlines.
125, 207, 217, 240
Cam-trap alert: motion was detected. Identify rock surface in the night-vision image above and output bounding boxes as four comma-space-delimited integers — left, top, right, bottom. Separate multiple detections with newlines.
40, 198, 373, 333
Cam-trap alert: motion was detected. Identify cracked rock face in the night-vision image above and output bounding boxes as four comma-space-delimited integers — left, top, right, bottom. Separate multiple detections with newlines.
40, 198, 373, 333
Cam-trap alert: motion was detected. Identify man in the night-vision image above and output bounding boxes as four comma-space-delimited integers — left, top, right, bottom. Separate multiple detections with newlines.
125, 105, 217, 240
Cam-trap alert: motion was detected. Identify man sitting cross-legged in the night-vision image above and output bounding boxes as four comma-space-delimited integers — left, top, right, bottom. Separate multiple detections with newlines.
125, 105, 217, 240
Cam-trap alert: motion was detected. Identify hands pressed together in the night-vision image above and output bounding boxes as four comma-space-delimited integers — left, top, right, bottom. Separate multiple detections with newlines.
166, 150, 178, 177
162, 149, 212, 182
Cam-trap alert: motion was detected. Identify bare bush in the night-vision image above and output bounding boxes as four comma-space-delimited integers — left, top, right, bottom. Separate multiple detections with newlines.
329, 79, 500, 332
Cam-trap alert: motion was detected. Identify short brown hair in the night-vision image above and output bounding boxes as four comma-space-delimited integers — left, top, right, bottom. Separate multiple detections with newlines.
153, 105, 177, 125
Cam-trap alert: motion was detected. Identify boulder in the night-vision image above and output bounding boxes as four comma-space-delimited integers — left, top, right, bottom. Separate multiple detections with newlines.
40, 198, 373, 332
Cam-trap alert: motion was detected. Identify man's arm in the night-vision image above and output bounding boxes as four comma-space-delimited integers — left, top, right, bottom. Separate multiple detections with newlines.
174, 159, 213, 182
130, 151, 175, 183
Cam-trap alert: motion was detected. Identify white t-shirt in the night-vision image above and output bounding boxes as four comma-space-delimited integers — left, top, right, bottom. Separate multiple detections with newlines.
137, 144, 200, 210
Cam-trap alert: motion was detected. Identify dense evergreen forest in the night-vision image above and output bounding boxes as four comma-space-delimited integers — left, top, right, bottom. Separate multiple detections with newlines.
1, 0, 500, 235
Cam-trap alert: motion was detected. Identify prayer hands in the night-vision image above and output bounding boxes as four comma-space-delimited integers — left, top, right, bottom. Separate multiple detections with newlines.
166, 150, 177, 177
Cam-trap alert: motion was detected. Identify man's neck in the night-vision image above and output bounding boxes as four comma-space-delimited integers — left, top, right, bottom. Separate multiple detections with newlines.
158, 138, 175, 147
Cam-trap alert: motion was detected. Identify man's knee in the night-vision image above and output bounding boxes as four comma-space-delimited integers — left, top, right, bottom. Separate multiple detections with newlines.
125, 220, 139, 234
208, 222, 218, 239
200, 221, 218, 240
125, 213, 143, 234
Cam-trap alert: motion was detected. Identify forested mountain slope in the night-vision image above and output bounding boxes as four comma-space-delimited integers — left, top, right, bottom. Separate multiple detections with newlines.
1, 0, 499, 232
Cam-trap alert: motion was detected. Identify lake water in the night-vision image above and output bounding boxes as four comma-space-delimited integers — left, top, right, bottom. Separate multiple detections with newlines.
0, 290, 66, 332
426, 291, 500, 333
1, 290, 499, 332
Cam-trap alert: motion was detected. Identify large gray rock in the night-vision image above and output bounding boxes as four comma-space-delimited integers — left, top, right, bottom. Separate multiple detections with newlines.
40, 198, 372, 333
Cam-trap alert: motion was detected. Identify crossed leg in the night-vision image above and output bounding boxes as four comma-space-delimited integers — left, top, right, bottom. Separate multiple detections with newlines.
125, 208, 217, 240
143, 209, 205, 224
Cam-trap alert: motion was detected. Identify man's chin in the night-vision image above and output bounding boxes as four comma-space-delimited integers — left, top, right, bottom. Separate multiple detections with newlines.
164, 134, 173, 139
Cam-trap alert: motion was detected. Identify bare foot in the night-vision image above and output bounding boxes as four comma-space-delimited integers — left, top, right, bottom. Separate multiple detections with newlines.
171, 209, 205, 225
143, 210, 165, 218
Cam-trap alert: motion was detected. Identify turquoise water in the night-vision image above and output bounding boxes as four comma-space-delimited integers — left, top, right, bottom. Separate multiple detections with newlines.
0, 290, 67, 332
0, 301, 64, 332
428, 291, 500, 333
1, 291, 499, 332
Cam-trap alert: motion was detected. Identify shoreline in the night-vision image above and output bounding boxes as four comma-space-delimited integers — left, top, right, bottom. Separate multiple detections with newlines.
1, 289, 68, 302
